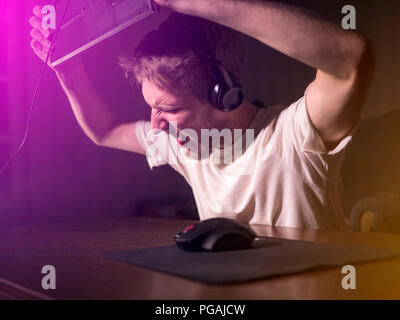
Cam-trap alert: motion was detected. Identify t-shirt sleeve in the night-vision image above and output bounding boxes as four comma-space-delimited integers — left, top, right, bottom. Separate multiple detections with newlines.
135, 120, 165, 169
135, 120, 188, 176
276, 86, 359, 189
291, 86, 357, 156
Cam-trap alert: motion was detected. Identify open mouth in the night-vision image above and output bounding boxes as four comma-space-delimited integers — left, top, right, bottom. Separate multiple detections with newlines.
177, 136, 190, 146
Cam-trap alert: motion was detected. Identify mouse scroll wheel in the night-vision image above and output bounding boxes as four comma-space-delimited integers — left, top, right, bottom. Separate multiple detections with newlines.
184, 225, 195, 233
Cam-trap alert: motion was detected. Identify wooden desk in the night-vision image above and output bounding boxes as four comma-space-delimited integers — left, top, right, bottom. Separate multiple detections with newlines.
0, 217, 399, 299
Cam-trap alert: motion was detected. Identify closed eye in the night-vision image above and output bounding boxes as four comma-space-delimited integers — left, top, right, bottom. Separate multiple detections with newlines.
150, 104, 181, 114
166, 109, 180, 114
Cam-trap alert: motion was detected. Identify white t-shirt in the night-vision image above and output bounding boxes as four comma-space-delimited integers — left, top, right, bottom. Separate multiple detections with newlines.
135, 90, 355, 230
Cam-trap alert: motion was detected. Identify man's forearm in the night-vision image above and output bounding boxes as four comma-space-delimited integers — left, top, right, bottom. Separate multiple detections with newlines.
184, 0, 367, 79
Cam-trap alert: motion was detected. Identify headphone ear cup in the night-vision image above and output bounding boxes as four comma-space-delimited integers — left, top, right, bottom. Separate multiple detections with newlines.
222, 86, 244, 112
220, 70, 243, 111
206, 59, 245, 112
217, 67, 244, 112
208, 80, 222, 111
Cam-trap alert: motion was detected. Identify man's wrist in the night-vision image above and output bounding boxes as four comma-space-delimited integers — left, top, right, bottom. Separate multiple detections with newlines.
55, 57, 85, 77
171, 0, 226, 21
55, 57, 88, 89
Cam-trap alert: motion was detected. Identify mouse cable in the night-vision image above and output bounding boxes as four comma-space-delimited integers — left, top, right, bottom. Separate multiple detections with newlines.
0, 0, 71, 176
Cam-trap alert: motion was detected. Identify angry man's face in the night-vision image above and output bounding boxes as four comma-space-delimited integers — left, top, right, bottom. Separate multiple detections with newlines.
142, 80, 226, 146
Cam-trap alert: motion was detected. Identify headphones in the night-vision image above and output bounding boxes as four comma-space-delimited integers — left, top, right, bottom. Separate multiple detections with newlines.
200, 55, 245, 112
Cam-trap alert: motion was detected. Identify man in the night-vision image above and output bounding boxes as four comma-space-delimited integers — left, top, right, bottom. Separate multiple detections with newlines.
29, 0, 374, 229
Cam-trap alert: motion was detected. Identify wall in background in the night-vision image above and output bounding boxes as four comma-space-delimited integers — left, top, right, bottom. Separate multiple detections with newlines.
0, 1, 30, 226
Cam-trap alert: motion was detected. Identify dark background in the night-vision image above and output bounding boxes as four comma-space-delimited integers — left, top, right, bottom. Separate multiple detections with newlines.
0, 0, 399, 228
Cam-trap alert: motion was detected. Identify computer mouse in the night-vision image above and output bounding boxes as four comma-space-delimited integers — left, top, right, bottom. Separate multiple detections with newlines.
174, 218, 257, 252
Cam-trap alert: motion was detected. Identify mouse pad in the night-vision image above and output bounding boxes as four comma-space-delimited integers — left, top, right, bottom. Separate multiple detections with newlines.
103, 237, 400, 284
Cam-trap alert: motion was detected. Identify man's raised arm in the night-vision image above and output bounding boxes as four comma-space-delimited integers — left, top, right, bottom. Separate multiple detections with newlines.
156, 0, 375, 149
55, 60, 146, 155
29, 5, 146, 155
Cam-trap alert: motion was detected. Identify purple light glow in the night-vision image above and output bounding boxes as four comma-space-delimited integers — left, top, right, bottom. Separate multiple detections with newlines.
0, 0, 185, 227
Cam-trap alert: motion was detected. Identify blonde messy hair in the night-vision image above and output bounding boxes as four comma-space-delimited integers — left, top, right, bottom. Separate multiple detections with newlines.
118, 12, 247, 104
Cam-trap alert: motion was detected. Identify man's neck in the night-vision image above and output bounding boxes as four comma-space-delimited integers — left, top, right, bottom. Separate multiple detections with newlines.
231, 98, 261, 131
213, 98, 261, 150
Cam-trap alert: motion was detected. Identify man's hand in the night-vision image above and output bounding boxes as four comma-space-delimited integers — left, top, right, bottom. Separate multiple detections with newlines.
154, 0, 188, 12
29, 5, 54, 68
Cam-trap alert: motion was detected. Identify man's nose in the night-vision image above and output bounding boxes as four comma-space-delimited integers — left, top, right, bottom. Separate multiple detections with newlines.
151, 110, 169, 131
